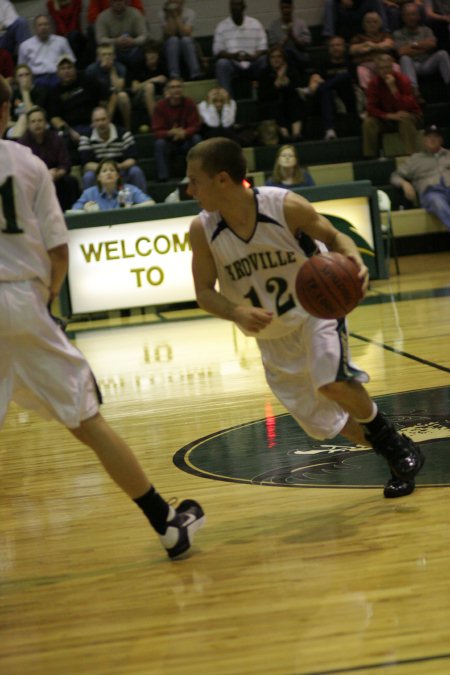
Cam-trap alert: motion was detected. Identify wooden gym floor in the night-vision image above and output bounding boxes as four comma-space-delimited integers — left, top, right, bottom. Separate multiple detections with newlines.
1, 252, 449, 675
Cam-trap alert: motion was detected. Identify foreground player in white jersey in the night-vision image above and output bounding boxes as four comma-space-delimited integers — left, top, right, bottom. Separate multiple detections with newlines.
0, 76, 204, 560
188, 137, 424, 498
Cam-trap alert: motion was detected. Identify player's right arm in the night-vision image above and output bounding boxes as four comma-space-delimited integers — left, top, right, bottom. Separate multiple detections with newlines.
190, 217, 273, 332
31, 152, 70, 296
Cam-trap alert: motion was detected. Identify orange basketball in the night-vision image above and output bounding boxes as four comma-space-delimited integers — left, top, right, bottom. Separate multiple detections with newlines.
295, 252, 363, 319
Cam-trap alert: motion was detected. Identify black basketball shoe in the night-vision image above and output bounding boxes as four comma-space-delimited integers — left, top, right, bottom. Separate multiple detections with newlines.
384, 474, 416, 499
159, 499, 205, 559
365, 415, 424, 481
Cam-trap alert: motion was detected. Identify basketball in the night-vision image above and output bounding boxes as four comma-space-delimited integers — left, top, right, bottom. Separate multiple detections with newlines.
295, 252, 363, 319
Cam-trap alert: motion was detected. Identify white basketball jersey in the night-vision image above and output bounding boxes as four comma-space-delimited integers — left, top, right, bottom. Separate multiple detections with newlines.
0, 140, 68, 287
199, 186, 324, 340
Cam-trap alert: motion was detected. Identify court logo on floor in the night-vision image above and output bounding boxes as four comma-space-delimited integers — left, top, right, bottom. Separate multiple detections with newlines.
173, 387, 450, 488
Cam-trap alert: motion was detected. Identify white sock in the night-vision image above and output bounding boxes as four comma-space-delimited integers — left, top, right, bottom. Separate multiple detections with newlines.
166, 505, 176, 522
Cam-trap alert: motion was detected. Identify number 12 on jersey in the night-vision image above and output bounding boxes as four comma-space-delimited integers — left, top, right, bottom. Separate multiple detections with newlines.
244, 276, 296, 317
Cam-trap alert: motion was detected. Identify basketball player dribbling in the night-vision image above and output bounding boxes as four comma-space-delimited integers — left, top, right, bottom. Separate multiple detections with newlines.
187, 137, 424, 498
0, 75, 204, 560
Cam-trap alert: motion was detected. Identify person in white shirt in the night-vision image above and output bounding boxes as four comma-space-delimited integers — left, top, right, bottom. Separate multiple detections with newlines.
18, 14, 75, 89
213, 0, 267, 94
197, 86, 237, 140
0, 74, 205, 561
0, 0, 31, 56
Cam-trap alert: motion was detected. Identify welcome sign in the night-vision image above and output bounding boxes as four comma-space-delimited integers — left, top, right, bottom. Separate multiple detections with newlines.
67, 216, 195, 313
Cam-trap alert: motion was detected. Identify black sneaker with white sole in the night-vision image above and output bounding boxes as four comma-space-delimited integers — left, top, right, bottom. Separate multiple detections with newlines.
364, 417, 425, 481
159, 499, 205, 560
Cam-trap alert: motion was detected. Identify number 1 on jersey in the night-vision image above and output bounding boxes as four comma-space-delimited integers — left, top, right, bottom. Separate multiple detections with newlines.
1, 176, 23, 234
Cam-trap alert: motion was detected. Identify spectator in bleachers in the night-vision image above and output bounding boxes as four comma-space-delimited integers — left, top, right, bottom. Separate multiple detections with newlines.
322, 0, 388, 41
381, 0, 425, 33
159, 0, 203, 80
95, 0, 148, 79
7, 64, 50, 139
152, 78, 202, 182
350, 11, 399, 92
78, 106, 147, 190
424, 0, 450, 51
48, 54, 108, 150
87, 0, 144, 24
85, 44, 131, 130
300, 35, 358, 140
18, 106, 80, 211
265, 143, 314, 188
46, 0, 86, 65
198, 86, 238, 140
0, 0, 31, 58
212, 0, 267, 95
362, 53, 422, 157
390, 124, 450, 232
267, 0, 311, 73
71, 158, 154, 211
18, 15, 75, 89
257, 45, 305, 142
130, 40, 168, 124
394, 2, 450, 96
85, 0, 146, 77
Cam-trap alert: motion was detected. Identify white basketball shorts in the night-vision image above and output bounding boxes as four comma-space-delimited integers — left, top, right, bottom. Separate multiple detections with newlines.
0, 280, 100, 429
257, 315, 369, 440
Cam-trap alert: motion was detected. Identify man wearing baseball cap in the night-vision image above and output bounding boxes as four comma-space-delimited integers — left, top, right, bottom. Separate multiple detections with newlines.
48, 55, 110, 149
390, 125, 450, 232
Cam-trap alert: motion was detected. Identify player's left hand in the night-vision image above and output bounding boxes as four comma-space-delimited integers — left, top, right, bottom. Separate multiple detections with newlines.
234, 306, 273, 333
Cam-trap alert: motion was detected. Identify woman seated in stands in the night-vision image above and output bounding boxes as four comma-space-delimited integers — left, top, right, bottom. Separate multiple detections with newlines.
265, 144, 315, 189
257, 45, 306, 142
197, 86, 238, 140
70, 159, 154, 211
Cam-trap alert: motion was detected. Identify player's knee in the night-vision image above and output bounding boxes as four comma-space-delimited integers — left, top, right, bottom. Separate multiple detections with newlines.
318, 381, 344, 401
69, 413, 101, 442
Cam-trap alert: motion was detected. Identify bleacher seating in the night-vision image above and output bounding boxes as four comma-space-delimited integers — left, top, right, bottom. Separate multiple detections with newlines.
73, 25, 450, 254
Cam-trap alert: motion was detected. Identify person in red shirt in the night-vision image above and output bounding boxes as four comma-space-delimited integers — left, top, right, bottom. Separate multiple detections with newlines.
47, 0, 82, 35
151, 77, 202, 181
46, 0, 85, 64
362, 53, 423, 157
